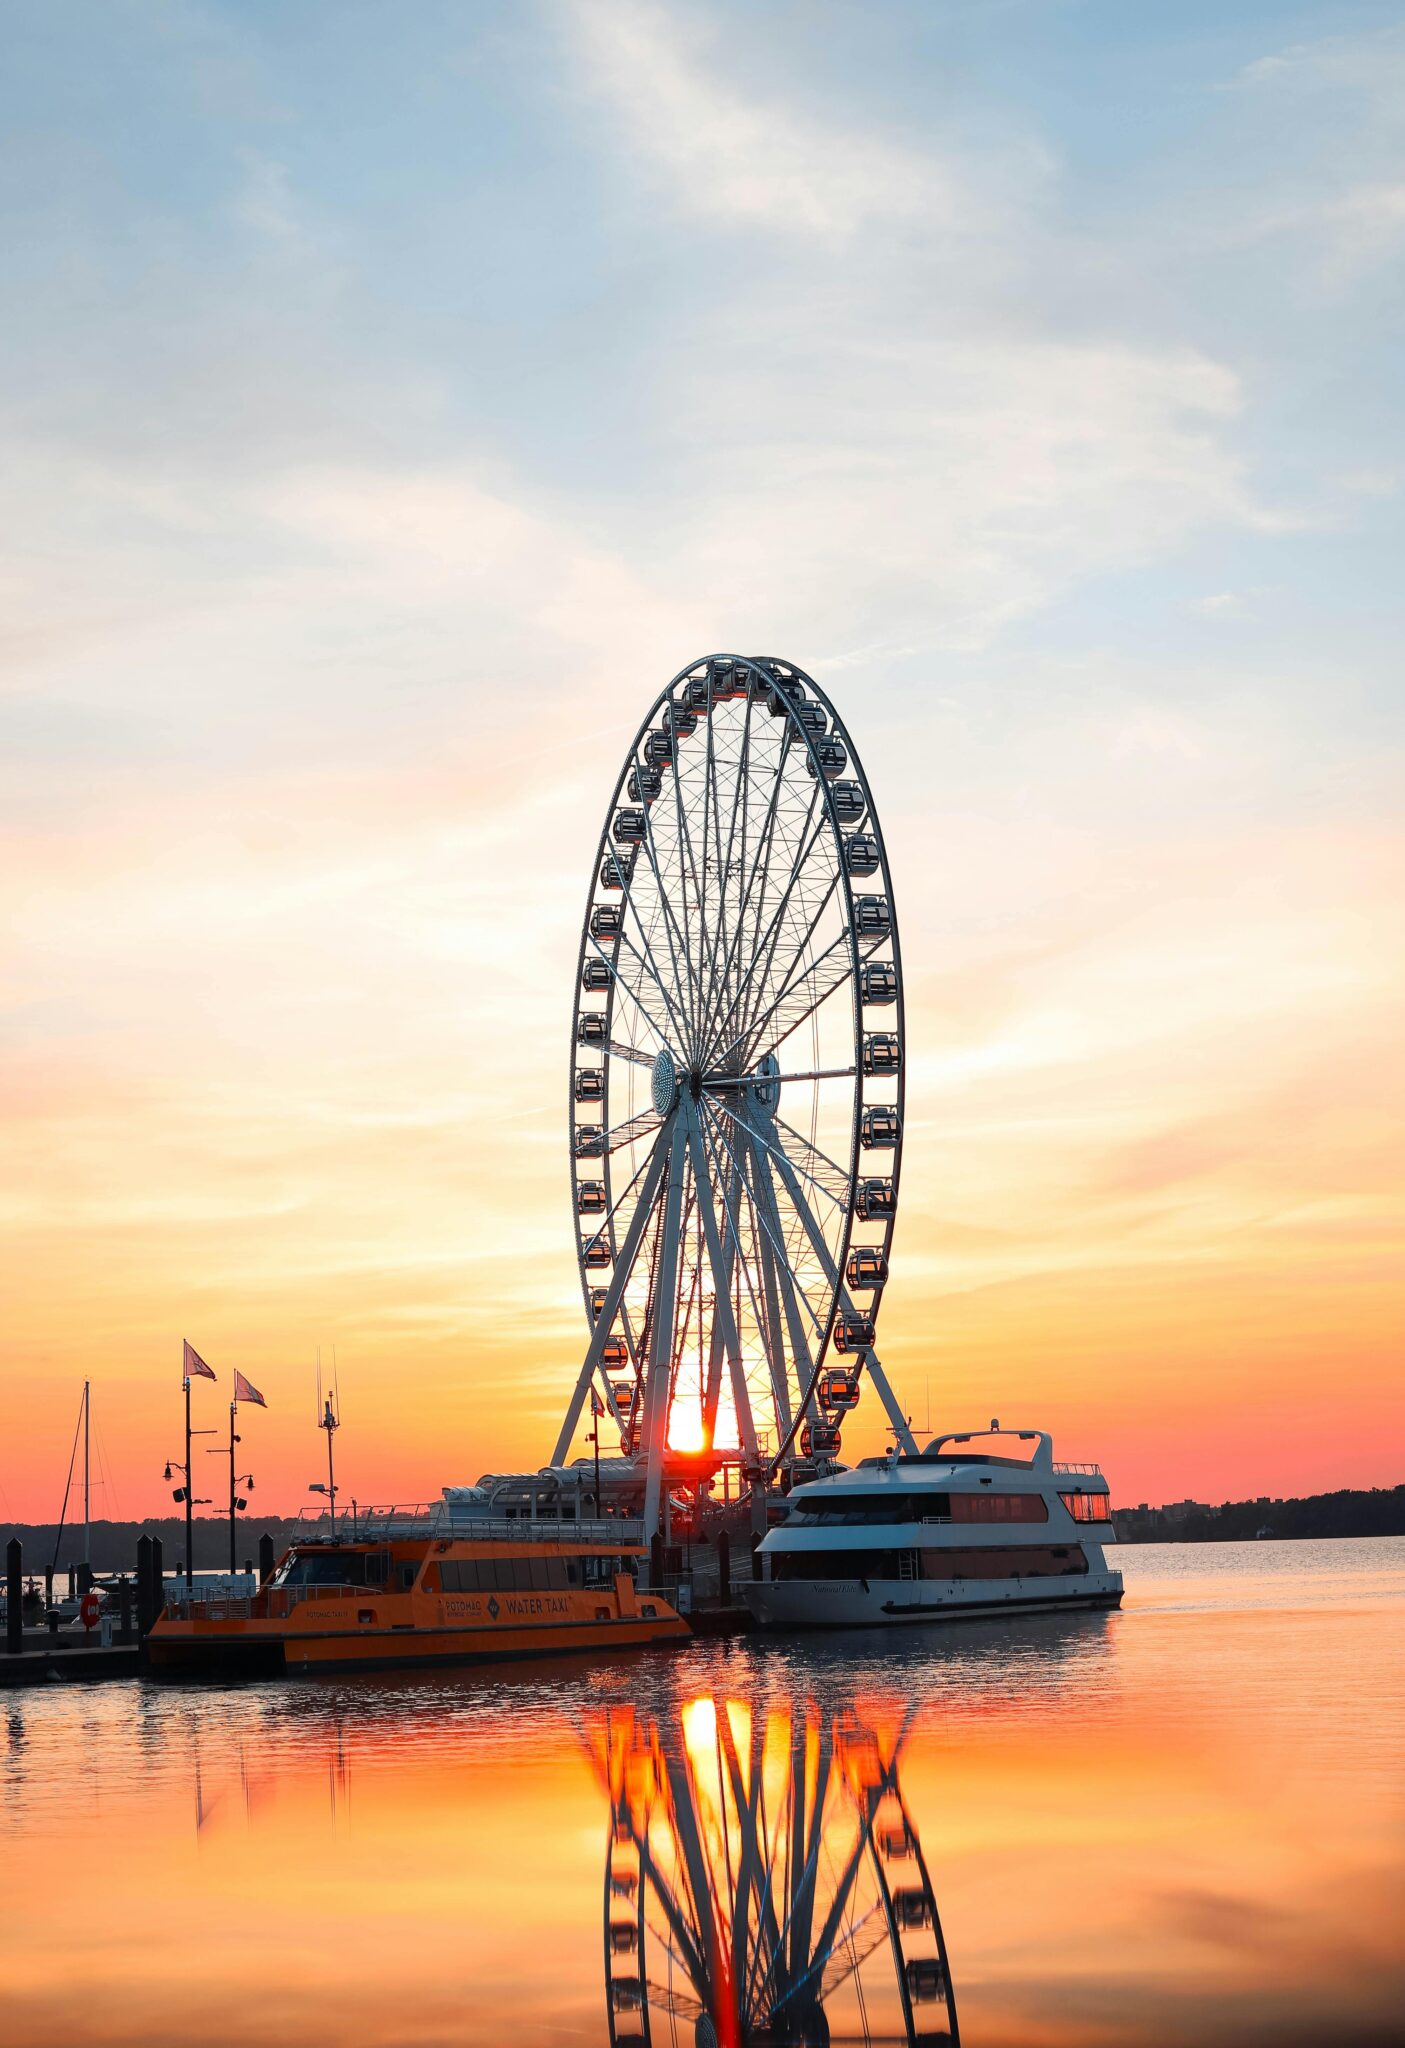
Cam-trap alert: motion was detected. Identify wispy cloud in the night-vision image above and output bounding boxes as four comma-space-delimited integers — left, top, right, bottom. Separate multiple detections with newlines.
562, 0, 985, 238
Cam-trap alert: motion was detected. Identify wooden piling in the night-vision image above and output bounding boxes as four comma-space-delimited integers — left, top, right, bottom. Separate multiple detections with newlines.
5, 1539, 21, 1655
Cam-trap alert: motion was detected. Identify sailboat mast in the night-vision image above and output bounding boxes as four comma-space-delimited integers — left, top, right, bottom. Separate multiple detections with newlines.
83, 1379, 90, 1570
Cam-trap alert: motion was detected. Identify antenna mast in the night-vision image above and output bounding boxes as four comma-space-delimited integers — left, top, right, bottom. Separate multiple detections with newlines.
82, 1379, 91, 1571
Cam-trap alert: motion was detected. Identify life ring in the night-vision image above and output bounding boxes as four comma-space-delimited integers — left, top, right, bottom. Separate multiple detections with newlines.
79, 1590, 101, 1630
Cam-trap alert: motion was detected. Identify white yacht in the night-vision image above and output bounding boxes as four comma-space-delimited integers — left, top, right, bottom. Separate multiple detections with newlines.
745, 1423, 1122, 1628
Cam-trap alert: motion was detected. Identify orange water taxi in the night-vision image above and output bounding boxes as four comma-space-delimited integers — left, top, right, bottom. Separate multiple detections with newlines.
147, 1507, 688, 1677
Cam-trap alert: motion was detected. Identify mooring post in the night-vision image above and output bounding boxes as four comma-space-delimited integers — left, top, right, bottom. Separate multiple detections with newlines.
717, 1531, 731, 1606
135, 1535, 152, 1635
257, 1533, 275, 1583
151, 1535, 164, 1620
5, 1539, 21, 1655
118, 1576, 133, 1645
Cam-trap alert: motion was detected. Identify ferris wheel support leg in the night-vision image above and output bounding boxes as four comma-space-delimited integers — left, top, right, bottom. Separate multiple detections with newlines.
684, 1101, 760, 1465
767, 1144, 919, 1456
746, 1128, 815, 1425
701, 1149, 741, 1449
745, 1136, 794, 1440
550, 1124, 672, 1470
640, 1120, 689, 1548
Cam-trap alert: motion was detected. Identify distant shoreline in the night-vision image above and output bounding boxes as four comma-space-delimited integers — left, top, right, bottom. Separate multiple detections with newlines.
1114, 1484, 1404, 1545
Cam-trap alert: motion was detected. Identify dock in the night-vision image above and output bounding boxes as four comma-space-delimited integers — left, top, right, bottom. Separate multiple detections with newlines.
0, 1637, 145, 1688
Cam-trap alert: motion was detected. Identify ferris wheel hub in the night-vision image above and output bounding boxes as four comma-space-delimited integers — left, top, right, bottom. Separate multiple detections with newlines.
650, 1047, 679, 1117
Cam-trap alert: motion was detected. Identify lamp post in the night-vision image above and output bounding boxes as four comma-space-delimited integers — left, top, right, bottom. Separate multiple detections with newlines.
167, 1374, 216, 1588
206, 1402, 255, 1576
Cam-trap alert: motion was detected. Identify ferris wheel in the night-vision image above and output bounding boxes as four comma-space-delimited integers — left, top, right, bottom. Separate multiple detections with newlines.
552, 655, 917, 1532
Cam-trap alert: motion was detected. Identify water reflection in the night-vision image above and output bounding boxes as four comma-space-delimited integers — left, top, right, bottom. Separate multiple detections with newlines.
590, 1696, 958, 2046
2, 1547, 1403, 2047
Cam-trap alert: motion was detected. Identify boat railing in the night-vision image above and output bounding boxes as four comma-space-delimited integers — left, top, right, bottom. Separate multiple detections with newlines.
161, 1596, 255, 1622
1053, 1462, 1103, 1477
441, 1515, 648, 1546
291, 1505, 647, 1546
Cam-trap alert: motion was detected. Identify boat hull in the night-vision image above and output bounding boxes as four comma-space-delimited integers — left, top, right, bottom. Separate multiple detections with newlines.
742, 1570, 1123, 1630
146, 1610, 689, 1679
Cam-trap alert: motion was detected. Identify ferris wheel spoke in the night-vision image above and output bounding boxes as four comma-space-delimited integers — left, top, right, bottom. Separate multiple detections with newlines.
710, 1109, 840, 1326
606, 1038, 663, 1073
663, 1750, 730, 1995
733, 725, 798, 1041
702, 684, 785, 1051
702, 747, 809, 1066
666, 713, 713, 1048
764, 1148, 919, 1463
711, 680, 759, 1021
701, 1141, 742, 1447
712, 1100, 849, 1218
639, 1120, 690, 1536
735, 843, 846, 1065
703, 1107, 826, 1429
761, 930, 892, 1069
609, 919, 693, 1054
639, 788, 705, 1063
707, 1065, 856, 1091
619, 850, 695, 1053
684, 1102, 760, 1461
605, 1109, 664, 1154
716, 1710, 787, 1991
701, 682, 733, 1051
789, 1819, 875, 2012
637, 1838, 710, 1995
769, 1113, 855, 1211
761, 1733, 833, 2012
711, 925, 852, 1078
585, 929, 675, 1053
703, 795, 827, 1071
746, 1132, 817, 1397
552, 1121, 673, 1466
695, 1109, 777, 1455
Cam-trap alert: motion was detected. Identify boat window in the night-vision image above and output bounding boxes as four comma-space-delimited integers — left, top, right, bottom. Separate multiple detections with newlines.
1060, 1491, 1112, 1522
770, 1549, 908, 1580
770, 1544, 1089, 1582
920, 1544, 1087, 1579
584, 1554, 621, 1587
788, 1493, 951, 1525
270, 1550, 371, 1588
949, 1492, 1048, 1524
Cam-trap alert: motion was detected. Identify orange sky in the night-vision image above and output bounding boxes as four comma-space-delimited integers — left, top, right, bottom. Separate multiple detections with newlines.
2, 678, 1401, 1524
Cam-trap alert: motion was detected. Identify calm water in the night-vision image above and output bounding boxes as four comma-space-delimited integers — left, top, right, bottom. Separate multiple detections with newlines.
2, 1539, 1402, 2047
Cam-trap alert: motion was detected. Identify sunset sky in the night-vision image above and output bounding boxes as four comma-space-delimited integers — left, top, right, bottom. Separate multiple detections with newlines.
2, 0, 1402, 1525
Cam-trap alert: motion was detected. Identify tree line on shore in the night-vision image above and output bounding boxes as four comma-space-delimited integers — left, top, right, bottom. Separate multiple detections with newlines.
0, 1517, 305, 1578
1115, 1484, 1405, 1544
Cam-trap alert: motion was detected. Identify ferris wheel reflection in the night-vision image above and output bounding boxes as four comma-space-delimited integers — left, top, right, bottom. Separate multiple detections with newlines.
588, 1695, 959, 2048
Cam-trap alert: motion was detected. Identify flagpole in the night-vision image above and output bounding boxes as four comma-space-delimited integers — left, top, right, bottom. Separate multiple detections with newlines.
592, 1404, 601, 1520
228, 1398, 238, 1577
184, 1375, 193, 1590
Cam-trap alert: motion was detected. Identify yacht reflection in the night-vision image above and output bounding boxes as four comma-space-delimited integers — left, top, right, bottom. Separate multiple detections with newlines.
591, 1697, 958, 2047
